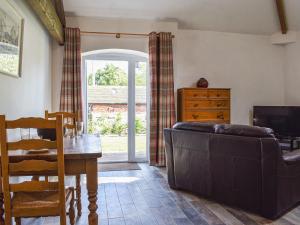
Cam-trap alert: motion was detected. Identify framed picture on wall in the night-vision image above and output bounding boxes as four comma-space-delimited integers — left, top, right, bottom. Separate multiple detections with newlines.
0, 0, 24, 77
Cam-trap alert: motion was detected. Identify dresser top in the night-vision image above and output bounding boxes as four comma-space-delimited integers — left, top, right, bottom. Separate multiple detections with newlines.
178, 88, 231, 91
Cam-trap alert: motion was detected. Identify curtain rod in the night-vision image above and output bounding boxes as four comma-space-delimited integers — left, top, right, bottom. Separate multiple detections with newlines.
80, 31, 175, 38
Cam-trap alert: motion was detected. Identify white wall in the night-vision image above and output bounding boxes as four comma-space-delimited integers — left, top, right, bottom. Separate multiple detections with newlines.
175, 30, 285, 124
52, 16, 287, 125
0, 0, 52, 120
284, 32, 300, 105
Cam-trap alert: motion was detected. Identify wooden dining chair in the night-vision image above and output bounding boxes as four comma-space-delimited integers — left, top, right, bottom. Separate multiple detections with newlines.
0, 115, 75, 225
45, 110, 82, 216
45, 110, 79, 136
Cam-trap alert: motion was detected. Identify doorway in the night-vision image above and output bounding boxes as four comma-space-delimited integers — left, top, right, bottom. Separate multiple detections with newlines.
82, 49, 149, 163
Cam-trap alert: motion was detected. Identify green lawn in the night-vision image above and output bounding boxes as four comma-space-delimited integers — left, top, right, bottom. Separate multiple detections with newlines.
101, 135, 146, 153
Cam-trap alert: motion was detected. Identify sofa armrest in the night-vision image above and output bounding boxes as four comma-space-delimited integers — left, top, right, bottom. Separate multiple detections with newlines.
278, 149, 300, 179
283, 150, 300, 165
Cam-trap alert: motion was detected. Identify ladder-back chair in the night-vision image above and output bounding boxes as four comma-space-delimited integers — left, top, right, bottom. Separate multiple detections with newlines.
45, 110, 79, 136
45, 110, 82, 216
0, 115, 75, 225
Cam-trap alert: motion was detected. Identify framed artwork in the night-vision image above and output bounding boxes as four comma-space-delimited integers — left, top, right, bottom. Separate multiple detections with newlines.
0, 0, 24, 77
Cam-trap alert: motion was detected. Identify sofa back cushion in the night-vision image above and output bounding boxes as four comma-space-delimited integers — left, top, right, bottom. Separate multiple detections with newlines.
209, 134, 264, 212
173, 122, 216, 133
215, 124, 274, 138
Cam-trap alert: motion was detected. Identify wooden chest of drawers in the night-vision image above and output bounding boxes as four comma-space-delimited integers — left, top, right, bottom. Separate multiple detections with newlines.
177, 88, 231, 123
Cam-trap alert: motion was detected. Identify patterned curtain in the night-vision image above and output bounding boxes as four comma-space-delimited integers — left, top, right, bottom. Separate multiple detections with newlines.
60, 28, 83, 121
149, 32, 176, 166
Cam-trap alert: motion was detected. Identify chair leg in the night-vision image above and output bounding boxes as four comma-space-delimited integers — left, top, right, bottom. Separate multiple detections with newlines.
15, 217, 21, 225
76, 175, 82, 216
69, 188, 75, 225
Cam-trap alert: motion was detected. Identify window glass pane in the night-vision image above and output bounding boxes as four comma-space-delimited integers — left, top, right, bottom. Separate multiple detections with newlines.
87, 60, 128, 162
135, 61, 147, 159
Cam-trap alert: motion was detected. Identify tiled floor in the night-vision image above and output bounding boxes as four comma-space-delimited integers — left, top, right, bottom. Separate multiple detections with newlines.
16, 164, 300, 225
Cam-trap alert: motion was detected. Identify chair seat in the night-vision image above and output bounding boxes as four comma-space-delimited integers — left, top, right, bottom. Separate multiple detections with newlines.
12, 187, 73, 217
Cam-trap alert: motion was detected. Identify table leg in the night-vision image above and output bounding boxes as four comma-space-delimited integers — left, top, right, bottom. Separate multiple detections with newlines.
86, 159, 98, 225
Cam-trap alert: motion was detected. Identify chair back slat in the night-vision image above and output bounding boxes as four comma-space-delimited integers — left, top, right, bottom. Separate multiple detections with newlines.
10, 181, 59, 192
6, 117, 56, 129
0, 115, 66, 225
46, 111, 77, 120
7, 139, 57, 151
45, 111, 78, 127
9, 160, 58, 173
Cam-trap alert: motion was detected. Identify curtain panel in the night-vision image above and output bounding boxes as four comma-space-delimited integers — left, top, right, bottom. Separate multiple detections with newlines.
149, 32, 176, 166
60, 27, 83, 121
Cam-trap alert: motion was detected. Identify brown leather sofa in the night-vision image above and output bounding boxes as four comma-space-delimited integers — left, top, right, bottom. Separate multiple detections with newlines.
164, 122, 300, 219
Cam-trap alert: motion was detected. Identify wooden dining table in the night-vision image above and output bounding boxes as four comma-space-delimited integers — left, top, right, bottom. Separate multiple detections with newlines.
0, 134, 102, 225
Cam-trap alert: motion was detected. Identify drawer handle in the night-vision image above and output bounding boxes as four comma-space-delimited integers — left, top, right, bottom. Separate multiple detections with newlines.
193, 94, 198, 97
192, 114, 199, 119
217, 112, 224, 119
193, 104, 199, 107
216, 93, 220, 97
217, 102, 225, 107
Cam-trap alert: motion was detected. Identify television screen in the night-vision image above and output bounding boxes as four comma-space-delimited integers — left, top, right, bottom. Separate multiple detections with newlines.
253, 106, 300, 138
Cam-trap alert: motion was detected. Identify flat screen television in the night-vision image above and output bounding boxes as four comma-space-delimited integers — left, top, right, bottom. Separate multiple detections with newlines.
253, 106, 300, 138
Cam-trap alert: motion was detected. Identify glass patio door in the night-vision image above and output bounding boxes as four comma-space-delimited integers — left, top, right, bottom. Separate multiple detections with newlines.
83, 50, 148, 162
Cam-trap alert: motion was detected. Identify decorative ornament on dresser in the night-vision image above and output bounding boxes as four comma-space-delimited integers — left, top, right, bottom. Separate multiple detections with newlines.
197, 77, 209, 88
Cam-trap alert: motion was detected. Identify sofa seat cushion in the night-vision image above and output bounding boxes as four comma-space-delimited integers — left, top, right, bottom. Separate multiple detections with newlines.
173, 122, 216, 133
215, 124, 274, 138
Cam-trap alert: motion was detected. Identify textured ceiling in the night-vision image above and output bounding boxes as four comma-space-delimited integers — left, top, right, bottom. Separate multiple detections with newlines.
63, 0, 300, 35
